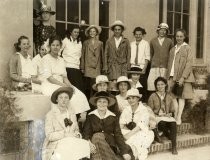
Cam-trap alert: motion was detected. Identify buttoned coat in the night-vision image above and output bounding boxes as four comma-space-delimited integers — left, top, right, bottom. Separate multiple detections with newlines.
80, 39, 104, 78
166, 44, 195, 83
104, 36, 131, 80
42, 106, 79, 160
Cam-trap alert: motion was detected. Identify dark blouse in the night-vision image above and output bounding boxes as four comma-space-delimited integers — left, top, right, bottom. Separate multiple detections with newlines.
83, 113, 130, 155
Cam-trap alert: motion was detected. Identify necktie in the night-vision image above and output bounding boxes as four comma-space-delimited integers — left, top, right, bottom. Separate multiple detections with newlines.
135, 43, 139, 65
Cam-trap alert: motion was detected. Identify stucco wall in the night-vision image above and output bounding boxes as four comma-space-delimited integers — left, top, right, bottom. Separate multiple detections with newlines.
0, 0, 33, 82
206, 0, 210, 71
109, 0, 159, 42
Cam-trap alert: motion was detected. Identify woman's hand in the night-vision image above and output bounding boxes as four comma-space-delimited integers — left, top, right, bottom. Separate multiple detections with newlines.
178, 77, 184, 86
123, 154, 131, 160
89, 141, 97, 154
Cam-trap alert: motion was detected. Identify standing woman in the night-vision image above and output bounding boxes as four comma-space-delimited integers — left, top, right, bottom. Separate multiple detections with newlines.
60, 26, 84, 93
167, 29, 195, 125
81, 25, 104, 98
41, 35, 90, 116
9, 36, 41, 91
104, 20, 131, 82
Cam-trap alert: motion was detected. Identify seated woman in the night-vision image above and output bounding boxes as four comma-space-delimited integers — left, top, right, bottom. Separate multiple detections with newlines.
42, 87, 90, 160
148, 77, 177, 155
120, 88, 154, 160
115, 76, 131, 112
83, 91, 134, 160
9, 35, 41, 91
41, 35, 90, 117
127, 67, 147, 103
91, 75, 120, 117
32, 42, 47, 92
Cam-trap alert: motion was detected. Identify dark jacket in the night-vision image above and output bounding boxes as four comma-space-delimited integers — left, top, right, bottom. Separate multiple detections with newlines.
83, 110, 130, 155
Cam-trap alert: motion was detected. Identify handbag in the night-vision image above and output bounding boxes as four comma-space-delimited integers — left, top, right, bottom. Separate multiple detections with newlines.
172, 82, 184, 97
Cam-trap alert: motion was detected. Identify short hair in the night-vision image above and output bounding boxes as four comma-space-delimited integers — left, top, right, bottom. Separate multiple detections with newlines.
14, 35, 29, 52
49, 35, 62, 46
154, 77, 168, 91
174, 28, 188, 43
133, 27, 146, 35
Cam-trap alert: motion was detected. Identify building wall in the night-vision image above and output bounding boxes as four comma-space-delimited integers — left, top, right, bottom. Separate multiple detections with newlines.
206, 0, 210, 71
0, 0, 33, 82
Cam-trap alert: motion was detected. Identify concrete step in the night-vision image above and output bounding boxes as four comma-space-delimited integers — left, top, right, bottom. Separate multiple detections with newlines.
149, 133, 210, 153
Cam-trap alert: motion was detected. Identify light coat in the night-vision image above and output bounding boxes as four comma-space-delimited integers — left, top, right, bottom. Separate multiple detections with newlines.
166, 44, 195, 83
81, 39, 104, 78
104, 36, 131, 80
42, 106, 79, 160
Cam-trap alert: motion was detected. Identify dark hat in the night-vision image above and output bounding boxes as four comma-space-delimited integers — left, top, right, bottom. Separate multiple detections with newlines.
89, 91, 116, 107
38, 5, 56, 15
127, 67, 143, 74
51, 87, 74, 104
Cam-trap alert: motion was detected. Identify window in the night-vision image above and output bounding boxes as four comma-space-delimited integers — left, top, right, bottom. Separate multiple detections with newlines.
55, 0, 90, 39
166, 0, 190, 42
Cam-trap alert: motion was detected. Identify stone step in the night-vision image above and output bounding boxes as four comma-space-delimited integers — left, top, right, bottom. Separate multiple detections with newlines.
149, 133, 210, 153
177, 123, 193, 135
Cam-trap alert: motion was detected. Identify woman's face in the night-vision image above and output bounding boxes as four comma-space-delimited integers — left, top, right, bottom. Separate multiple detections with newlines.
158, 28, 167, 37
96, 97, 108, 112
56, 92, 70, 108
113, 26, 123, 38
176, 31, 185, 45
50, 40, 61, 57
89, 28, 98, 38
127, 96, 139, 106
41, 12, 51, 21
131, 74, 140, 82
39, 45, 47, 57
97, 83, 108, 92
134, 31, 143, 41
156, 80, 166, 92
19, 39, 30, 53
71, 28, 80, 40
118, 82, 129, 94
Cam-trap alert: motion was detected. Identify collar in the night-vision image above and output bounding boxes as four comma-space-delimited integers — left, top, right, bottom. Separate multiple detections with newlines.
129, 79, 143, 88
89, 109, 116, 119
114, 36, 122, 41
70, 36, 77, 43
175, 42, 188, 49
17, 52, 31, 59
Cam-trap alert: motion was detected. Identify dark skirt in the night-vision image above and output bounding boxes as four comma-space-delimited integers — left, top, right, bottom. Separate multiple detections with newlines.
66, 67, 84, 93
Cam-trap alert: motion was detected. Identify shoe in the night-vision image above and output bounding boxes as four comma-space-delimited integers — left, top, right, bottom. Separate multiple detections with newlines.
172, 148, 178, 155
153, 129, 163, 143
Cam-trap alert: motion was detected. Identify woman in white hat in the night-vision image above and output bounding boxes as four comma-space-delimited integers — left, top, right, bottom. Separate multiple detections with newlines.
42, 87, 90, 160
90, 75, 120, 116
81, 25, 105, 99
83, 91, 134, 160
34, 4, 56, 54
120, 88, 154, 160
115, 76, 131, 112
104, 20, 131, 81
147, 23, 173, 94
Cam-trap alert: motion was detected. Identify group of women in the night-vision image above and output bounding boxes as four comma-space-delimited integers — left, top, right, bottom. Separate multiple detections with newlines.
8, 4, 196, 160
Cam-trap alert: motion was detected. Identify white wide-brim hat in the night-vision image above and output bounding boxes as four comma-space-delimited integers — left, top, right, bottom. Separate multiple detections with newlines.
126, 88, 142, 99
110, 20, 126, 31
85, 25, 102, 37
92, 75, 110, 91
157, 23, 169, 31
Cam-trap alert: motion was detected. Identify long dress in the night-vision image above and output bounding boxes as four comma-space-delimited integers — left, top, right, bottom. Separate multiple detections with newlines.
41, 54, 90, 114
120, 102, 154, 160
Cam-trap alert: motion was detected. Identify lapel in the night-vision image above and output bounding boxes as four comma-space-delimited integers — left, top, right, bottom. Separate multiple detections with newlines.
109, 36, 117, 51
88, 39, 100, 53
52, 106, 66, 129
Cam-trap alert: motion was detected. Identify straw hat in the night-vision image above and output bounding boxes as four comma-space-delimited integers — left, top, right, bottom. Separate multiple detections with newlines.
126, 88, 142, 99
89, 91, 116, 107
110, 20, 126, 31
116, 76, 132, 90
157, 23, 169, 31
127, 67, 143, 74
38, 5, 56, 15
92, 75, 109, 91
51, 87, 74, 104
85, 25, 102, 37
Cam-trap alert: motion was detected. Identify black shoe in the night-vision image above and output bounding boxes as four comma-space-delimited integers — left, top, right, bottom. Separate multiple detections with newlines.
153, 129, 163, 143
172, 148, 178, 155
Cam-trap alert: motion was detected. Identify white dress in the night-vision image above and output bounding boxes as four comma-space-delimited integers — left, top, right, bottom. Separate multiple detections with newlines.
120, 102, 154, 160
41, 54, 90, 114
